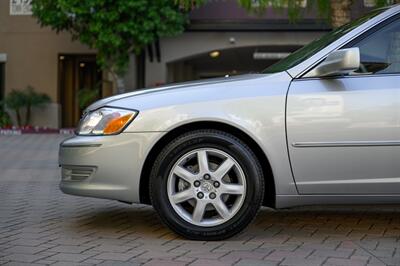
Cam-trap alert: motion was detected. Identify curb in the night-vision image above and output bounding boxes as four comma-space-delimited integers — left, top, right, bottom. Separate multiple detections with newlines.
0, 128, 75, 135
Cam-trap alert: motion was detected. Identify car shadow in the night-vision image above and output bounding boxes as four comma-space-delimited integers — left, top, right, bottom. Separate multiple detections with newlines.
68, 204, 400, 242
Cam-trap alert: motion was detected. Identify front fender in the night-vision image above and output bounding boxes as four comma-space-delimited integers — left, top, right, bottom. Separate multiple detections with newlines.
109, 72, 298, 195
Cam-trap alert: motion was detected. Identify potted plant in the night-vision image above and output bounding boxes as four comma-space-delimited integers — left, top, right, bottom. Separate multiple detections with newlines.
24, 86, 51, 127
3, 89, 26, 127
4, 86, 51, 127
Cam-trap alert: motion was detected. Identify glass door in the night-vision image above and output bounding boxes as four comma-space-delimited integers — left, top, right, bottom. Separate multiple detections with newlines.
58, 54, 102, 128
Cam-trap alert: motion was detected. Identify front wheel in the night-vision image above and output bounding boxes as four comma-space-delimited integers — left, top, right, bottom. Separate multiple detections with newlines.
150, 129, 264, 240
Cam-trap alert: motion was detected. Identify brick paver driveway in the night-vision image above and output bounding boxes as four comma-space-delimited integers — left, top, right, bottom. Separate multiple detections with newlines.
0, 135, 399, 266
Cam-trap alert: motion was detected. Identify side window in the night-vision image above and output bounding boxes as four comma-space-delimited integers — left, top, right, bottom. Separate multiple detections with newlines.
350, 18, 400, 75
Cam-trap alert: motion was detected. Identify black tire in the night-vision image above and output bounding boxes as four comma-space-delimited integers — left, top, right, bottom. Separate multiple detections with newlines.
149, 129, 264, 240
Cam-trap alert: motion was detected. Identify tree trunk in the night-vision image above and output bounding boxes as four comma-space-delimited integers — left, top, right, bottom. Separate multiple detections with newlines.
116, 76, 125, 94
106, 69, 125, 94
330, 0, 353, 29
25, 105, 31, 126
16, 109, 22, 127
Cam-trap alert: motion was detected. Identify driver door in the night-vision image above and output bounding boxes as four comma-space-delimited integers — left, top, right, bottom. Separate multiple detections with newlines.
287, 17, 400, 194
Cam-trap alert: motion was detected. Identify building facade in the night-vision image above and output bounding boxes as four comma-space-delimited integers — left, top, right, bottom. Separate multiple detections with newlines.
0, 1, 95, 128
0, 0, 375, 128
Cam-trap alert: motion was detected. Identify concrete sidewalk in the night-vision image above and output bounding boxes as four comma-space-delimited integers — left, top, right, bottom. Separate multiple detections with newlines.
0, 135, 399, 266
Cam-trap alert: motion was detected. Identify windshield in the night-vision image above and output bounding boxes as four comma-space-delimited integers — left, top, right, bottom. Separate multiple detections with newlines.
263, 8, 388, 74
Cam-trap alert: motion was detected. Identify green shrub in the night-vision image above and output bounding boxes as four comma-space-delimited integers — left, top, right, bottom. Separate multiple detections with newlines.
77, 88, 99, 110
4, 86, 51, 127
0, 102, 11, 128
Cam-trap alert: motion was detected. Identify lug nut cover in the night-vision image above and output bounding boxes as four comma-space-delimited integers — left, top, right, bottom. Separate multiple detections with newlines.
213, 181, 220, 188
197, 192, 204, 199
209, 192, 216, 199
194, 181, 201, 187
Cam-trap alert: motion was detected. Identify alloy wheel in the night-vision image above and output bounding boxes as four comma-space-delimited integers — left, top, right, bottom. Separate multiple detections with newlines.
167, 148, 246, 227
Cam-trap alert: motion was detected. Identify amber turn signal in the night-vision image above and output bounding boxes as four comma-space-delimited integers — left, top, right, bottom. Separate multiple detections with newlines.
103, 113, 135, 135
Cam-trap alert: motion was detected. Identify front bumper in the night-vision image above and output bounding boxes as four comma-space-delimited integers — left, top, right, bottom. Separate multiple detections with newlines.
59, 132, 164, 203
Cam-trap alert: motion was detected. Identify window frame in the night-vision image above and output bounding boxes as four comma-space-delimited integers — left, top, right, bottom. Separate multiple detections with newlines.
343, 13, 400, 76
298, 13, 400, 80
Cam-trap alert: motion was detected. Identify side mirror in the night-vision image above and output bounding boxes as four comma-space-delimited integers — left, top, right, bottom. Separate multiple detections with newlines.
305, 47, 360, 78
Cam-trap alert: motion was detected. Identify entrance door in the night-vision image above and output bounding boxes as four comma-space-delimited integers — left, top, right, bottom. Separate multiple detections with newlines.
58, 54, 102, 128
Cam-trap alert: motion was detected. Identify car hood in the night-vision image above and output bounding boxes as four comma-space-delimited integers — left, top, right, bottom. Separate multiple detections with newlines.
86, 74, 268, 112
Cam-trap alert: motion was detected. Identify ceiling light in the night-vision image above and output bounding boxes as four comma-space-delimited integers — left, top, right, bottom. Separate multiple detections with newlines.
253, 52, 291, 60
209, 51, 220, 58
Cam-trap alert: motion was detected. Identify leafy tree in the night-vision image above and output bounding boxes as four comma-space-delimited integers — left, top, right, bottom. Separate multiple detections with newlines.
31, 0, 187, 81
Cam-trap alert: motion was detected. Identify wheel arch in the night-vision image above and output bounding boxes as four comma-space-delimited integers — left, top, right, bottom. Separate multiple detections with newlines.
139, 121, 276, 208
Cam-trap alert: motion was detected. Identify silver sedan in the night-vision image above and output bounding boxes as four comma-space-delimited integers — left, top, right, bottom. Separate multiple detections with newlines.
59, 5, 400, 240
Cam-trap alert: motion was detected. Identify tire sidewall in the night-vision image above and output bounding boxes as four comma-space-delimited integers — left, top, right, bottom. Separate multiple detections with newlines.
150, 130, 264, 239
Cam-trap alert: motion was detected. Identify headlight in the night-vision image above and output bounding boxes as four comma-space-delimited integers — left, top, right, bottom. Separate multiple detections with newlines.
76, 107, 138, 136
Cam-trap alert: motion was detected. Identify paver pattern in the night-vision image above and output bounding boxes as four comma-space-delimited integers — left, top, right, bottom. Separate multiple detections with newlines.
0, 135, 399, 266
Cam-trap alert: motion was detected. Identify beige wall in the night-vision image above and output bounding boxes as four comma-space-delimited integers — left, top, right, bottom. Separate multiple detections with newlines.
0, 1, 93, 128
